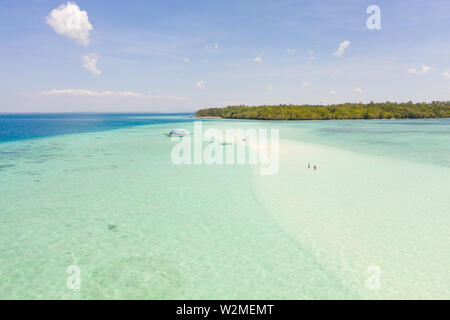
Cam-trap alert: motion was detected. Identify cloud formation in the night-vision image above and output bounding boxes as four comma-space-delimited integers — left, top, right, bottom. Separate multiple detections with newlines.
285, 48, 297, 55
253, 55, 263, 63
307, 50, 316, 60
184, 57, 190, 63
46, 2, 93, 46
301, 81, 310, 88
196, 80, 205, 90
205, 42, 219, 50
33, 89, 190, 112
443, 70, 450, 79
408, 65, 433, 74
42, 89, 188, 101
333, 40, 350, 57
82, 53, 101, 75
332, 69, 341, 75
329, 90, 337, 95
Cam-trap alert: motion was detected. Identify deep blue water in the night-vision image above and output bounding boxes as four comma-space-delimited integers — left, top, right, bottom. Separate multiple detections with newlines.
0, 113, 194, 143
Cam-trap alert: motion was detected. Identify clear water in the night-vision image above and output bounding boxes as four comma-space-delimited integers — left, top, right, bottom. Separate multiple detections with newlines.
0, 115, 448, 299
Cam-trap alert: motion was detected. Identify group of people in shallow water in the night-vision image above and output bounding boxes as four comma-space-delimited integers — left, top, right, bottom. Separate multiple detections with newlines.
308, 163, 317, 170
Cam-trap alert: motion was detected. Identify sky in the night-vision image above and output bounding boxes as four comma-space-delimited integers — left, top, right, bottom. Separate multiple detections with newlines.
0, 0, 449, 113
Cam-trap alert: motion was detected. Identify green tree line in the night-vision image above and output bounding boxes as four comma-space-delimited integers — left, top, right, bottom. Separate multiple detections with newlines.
196, 101, 450, 120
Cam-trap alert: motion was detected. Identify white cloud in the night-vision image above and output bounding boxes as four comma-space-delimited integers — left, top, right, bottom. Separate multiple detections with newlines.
43, 89, 142, 97
46, 2, 93, 46
285, 48, 297, 55
184, 57, 190, 63
34, 89, 190, 112
333, 40, 350, 57
408, 65, 433, 75
354, 87, 363, 93
205, 42, 219, 50
196, 80, 205, 90
82, 53, 101, 75
307, 49, 316, 60
253, 55, 263, 63
267, 84, 273, 92
442, 70, 450, 79
301, 81, 310, 88
329, 90, 337, 95
332, 69, 342, 75
41, 89, 188, 101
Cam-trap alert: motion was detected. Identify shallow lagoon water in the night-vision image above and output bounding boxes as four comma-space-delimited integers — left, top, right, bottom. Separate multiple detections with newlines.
0, 116, 449, 299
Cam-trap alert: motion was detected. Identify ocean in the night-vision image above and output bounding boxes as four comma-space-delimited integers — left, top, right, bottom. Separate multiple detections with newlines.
0, 114, 449, 299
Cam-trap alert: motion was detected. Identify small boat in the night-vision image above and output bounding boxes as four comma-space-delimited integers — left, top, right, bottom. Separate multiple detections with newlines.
169, 129, 189, 137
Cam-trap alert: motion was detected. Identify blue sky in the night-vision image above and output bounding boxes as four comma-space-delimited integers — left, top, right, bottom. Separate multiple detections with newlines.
0, 0, 449, 112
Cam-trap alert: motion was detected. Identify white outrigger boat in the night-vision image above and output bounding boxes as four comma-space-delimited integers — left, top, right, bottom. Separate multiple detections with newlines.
168, 129, 189, 137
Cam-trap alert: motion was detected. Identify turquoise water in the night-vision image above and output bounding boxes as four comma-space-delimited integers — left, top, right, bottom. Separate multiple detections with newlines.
0, 116, 449, 299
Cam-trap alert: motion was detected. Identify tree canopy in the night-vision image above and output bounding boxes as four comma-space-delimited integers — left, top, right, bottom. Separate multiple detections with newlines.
196, 102, 450, 120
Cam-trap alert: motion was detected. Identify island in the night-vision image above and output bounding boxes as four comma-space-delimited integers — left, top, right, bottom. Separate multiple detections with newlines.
196, 101, 450, 120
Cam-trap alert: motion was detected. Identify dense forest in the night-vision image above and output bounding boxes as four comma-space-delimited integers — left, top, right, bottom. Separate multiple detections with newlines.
196, 102, 450, 120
